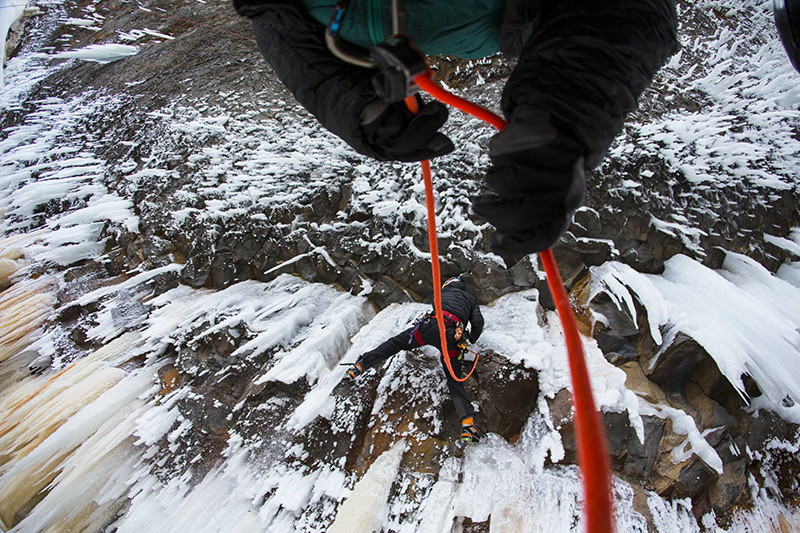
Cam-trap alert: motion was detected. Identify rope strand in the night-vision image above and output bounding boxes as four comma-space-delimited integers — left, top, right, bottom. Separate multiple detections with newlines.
405, 95, 481, 383
412, 72, 614, 533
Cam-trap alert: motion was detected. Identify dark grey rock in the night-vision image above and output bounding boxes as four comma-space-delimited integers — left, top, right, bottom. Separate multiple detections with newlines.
645, 332, 706, 394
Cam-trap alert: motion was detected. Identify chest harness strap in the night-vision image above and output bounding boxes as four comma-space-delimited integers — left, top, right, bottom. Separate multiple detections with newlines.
408, 309, 464, 347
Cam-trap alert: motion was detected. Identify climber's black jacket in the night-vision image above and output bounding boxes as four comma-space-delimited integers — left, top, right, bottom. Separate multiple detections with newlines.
234, 0, 679, 256
439, 278, 484, 343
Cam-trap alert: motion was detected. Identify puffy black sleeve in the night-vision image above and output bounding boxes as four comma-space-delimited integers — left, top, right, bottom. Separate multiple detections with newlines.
242, 2, 375, 150
234, 0, 452, 162
468, 302, 484, 343
233, 0, 290, 19
472, 0, 678, 256
501, 0, 679, 168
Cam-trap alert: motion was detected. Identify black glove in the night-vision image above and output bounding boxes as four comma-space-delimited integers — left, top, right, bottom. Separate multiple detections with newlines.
359, 96, 453, 162
472, 108, 586, 256
479, 0, 676, 257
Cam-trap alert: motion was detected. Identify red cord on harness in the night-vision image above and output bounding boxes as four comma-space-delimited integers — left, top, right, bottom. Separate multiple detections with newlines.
412, 73, 615, 533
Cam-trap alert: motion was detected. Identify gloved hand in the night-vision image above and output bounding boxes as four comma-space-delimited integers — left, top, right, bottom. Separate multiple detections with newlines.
472, 107, 586, 256
358, 96, 453, 162
246, 2, 452, 164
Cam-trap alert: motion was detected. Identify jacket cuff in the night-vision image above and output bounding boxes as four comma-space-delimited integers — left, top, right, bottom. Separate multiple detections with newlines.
233, 0, 301, 19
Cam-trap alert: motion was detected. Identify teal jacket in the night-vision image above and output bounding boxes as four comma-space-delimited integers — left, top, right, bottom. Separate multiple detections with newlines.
303, 0, 505, 58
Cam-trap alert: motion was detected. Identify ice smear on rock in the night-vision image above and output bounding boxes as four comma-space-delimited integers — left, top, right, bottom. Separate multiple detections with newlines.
328, 439, 406, 533
592, 254, 800, 423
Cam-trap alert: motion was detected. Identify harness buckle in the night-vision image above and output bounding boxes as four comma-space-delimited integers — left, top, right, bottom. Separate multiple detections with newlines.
369, 35, 428, 104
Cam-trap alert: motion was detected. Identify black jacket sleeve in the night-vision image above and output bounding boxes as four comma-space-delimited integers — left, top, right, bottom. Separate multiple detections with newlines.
467, 304, 484, 343
234, 0, 453, 162
500, 0, 678, 168
233, 0, 288, 19
473, 0, 678, 256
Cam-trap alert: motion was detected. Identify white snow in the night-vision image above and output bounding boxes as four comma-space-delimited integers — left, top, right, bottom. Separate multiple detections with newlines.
54, 43, 139, 63
0, 265, 795, 532
589, 262, 668, 345
328, 439, 407, 533
591, 253, 800, 423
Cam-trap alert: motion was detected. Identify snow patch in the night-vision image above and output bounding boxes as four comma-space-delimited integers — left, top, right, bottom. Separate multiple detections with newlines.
54, 43, 139, 63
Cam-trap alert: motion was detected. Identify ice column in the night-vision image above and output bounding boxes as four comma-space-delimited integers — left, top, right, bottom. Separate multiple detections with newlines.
328, 439, 407, 533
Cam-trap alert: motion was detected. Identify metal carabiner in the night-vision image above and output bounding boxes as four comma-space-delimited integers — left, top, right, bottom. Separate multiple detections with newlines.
325, 0, 427, 103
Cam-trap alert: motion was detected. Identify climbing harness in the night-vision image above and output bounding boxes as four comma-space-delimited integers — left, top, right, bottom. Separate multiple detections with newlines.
408, 309, 468, 355
324, 14, 614, 531
440, 310, 463, 331
407, 310, 432, 343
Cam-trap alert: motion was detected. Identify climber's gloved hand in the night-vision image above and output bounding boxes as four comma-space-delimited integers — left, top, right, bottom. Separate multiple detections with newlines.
357, 95, 453, 162
472, 107, 586, 257
240, 0, 451, 164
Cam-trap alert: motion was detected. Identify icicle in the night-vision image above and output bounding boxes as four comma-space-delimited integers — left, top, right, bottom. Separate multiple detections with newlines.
410, 457, 463, 533
0, 230, 50, 289
328, 439, 406, 533
0, 0, 28, 88
0, 275, 56, 363
0, 258, 17, 289
0, 333, 140, 474
2, 366, 154, 532
230, 510, 265, 531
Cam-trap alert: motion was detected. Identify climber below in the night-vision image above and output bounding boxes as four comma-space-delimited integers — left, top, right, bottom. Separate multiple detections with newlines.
347, 277, 485, 443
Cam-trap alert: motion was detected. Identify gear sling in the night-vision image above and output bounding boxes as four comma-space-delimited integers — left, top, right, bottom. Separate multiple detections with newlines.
409, 309, 464, 353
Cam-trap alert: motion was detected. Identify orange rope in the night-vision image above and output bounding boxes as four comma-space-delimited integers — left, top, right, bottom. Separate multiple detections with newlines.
423, 155, 481, 382
414, 74, 506, 130
405, 95, 480, 383
540, 248, 614, 533
413, 73, 614, 533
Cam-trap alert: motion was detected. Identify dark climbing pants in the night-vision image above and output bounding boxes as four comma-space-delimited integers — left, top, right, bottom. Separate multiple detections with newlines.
358, 319, 474, 422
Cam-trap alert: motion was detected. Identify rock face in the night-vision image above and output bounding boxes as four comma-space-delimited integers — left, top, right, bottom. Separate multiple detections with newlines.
2, 0, 800, 531
10, 0, 795, 309
576, 272, 800, 526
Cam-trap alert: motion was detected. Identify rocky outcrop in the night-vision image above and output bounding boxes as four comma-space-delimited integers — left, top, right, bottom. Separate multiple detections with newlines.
574, 269, 800, 526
